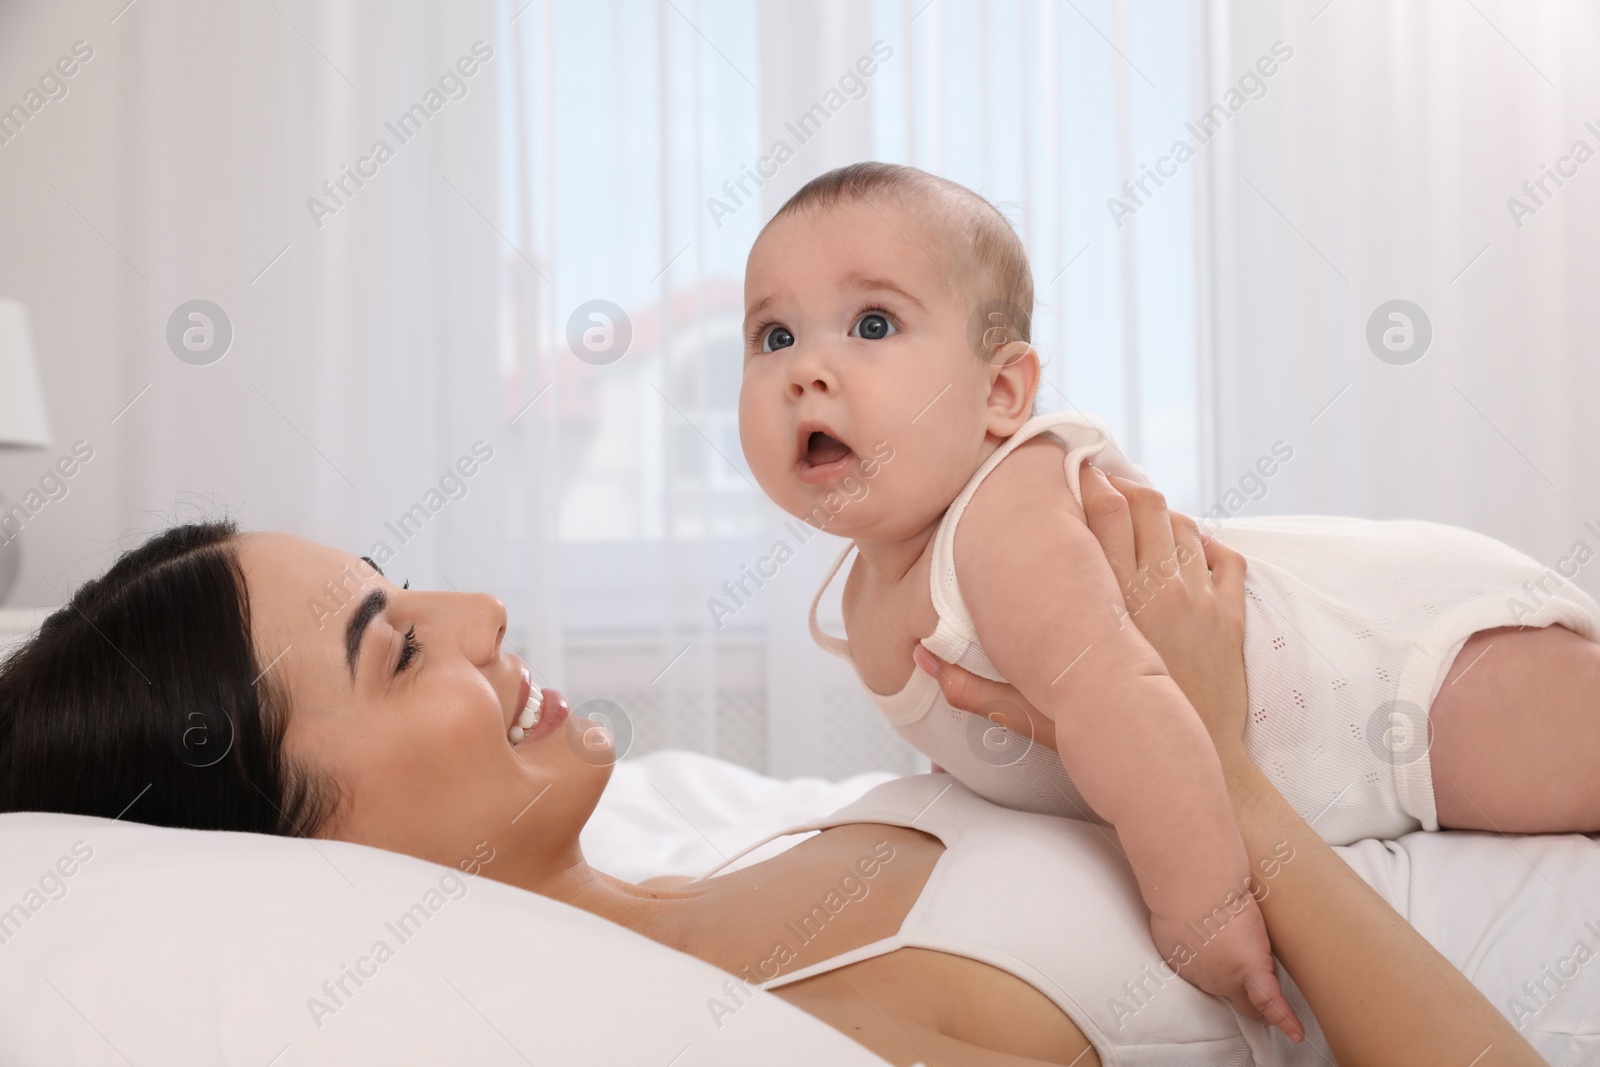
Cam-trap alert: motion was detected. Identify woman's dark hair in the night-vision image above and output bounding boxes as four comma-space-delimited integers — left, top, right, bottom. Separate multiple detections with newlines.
0, 520, 339, 835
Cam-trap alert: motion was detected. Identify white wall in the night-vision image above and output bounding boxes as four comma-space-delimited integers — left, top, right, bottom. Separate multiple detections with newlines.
0, 2, 132, 605
0, 1, 513, 611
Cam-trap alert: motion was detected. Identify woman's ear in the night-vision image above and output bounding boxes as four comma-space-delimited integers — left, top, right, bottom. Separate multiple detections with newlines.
984, 339, 1039, 436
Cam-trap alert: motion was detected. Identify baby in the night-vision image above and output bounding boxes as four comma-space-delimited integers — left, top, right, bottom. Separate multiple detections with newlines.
736, 162, 1600, 1038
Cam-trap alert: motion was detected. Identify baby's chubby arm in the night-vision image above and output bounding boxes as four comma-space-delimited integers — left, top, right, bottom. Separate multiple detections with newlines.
955, 440, 1240, 911
955, 439, 1292, 1027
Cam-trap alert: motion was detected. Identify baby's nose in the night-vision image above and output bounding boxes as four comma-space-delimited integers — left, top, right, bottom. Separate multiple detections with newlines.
786, 353, 839, 397
788, 373, 832, 398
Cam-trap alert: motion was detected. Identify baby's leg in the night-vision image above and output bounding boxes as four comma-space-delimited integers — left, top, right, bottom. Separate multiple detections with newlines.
1428, 624, 1600, 832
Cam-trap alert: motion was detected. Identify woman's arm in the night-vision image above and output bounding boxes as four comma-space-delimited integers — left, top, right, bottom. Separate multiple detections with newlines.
1221, 734, 1541, 1065
918, 469, 1546, 1066
1176, 530, 1542, 1065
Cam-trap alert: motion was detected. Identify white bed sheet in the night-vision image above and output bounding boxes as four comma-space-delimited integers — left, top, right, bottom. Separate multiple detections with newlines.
581, 749, 897, 882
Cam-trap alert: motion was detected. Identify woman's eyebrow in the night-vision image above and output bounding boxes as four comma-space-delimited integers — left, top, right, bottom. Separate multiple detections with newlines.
345, 589, 389, 682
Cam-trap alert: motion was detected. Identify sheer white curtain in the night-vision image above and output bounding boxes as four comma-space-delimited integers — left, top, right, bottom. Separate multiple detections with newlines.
512, 0, 1210, 777
80, 0, 1208, 781
95, 1, 542, 693
1206, 2, 1600, 597
24, 0, 1600, 781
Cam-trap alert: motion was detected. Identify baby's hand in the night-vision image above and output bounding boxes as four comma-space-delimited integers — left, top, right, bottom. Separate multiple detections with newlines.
1150, 896, 1305, 1042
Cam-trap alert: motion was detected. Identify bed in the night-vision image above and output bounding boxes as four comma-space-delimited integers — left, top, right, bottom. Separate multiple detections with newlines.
0, 750, 1595, 1065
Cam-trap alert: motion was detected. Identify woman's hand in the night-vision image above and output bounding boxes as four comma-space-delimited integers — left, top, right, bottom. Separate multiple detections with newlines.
919, 464, 1548, 1064
911, 645, 1059, 754
916, 463, 1251, 772
1082, 466, 1250, 768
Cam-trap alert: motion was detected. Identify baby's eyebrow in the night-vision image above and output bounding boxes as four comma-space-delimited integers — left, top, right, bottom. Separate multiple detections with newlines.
745, 292, 780, 324
843, 275, 926, 311
743, 277, 926, 326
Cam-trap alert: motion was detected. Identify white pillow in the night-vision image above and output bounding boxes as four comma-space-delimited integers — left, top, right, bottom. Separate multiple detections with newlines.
0, 812, 890, 1066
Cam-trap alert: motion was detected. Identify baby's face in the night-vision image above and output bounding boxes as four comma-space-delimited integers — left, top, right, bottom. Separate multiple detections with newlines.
739, 199, 1000, 542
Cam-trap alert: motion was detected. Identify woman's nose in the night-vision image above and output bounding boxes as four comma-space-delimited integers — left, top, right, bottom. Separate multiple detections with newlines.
460, 593, 507, 663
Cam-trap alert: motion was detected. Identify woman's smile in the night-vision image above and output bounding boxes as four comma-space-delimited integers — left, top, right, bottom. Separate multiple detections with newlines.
512, 687, 570, 747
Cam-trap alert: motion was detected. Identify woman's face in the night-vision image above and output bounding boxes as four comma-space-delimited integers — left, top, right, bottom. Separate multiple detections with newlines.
236, 532, 608, 885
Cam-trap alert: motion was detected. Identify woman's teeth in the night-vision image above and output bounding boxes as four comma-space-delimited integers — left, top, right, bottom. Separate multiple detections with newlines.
509, 688, 544, 745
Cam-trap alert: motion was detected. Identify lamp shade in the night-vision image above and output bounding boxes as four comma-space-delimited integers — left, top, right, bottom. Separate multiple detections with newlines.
0, 299, 52, 450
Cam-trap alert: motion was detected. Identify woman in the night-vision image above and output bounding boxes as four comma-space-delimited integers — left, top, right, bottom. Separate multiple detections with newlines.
0, 476, 1551, 1066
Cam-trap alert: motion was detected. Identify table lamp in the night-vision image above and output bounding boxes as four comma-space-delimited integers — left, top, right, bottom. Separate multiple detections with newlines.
0, 299, 53, 606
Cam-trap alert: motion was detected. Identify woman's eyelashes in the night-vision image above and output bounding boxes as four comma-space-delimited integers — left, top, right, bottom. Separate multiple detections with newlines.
395, 625, 422, 673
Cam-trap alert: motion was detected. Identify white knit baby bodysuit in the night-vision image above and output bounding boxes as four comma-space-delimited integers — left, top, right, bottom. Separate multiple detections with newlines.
808, 410, 1600, 845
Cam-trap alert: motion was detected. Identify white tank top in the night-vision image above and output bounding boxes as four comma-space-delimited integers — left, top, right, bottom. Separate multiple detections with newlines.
809, 409, 1600, 844
704, 773, 1256, 1066
704, 774, 1600, 1066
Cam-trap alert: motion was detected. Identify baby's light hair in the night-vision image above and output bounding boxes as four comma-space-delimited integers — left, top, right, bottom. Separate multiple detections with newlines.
767, 162, 1034, 356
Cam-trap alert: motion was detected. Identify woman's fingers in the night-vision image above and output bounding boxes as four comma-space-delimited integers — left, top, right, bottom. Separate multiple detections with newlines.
1203, 536, 1248, 630
1107, 474, 1177, 578
1078, 473, 1253, 763
1170, 511, 1211, 593
913, 645, 987, 712
1079, 464, 1137, 589
914, 646, 1058, 752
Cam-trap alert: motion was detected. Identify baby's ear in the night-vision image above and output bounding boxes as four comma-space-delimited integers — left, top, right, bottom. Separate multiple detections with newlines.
984, 339, 1039, 436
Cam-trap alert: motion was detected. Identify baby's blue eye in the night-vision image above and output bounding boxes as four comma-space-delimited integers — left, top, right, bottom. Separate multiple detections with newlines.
851, 313, 896, 341
763, 325, 795, 352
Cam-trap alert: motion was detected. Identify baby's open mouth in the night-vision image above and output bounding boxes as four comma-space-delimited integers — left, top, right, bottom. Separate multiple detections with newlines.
794, 420, 857, 485
805, 430, 853, 467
